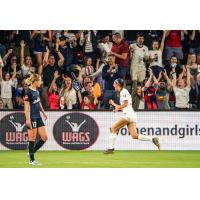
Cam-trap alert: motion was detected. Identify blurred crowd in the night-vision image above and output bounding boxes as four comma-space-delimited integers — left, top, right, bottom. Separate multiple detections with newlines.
0, 30, 200, 110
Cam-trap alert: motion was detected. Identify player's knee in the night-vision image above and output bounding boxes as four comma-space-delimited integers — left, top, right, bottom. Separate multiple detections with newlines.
41, 135, 48, 141
131, 134, 138, 139
29, 136, 36, 141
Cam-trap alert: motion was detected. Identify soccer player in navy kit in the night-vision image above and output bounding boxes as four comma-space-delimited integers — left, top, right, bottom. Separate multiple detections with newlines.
24, 74, 48, 165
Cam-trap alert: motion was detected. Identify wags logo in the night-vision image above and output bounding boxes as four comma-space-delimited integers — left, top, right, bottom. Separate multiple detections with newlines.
53, 113, 99, 150
0, 113, 28, 150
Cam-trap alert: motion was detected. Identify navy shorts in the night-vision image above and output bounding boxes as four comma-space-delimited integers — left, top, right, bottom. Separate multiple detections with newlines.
27, 117, 45, 129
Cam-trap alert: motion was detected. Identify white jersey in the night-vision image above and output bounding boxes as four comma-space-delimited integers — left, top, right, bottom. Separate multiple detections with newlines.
149, 49, 163, 67
120, 88, 134, 114
130, 43, 149, 67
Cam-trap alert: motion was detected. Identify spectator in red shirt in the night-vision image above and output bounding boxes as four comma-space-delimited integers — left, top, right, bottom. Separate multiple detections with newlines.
164, 30, 187, 62
48, 71, 60, 109
110, 32, 129, 80
78, 92, 97, 110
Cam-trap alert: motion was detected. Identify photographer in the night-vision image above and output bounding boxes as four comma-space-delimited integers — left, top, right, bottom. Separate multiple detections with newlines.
102, 54, 121, 109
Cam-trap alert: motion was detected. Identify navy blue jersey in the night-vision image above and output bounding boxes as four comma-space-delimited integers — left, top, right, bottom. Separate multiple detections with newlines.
23, 87, 41, 118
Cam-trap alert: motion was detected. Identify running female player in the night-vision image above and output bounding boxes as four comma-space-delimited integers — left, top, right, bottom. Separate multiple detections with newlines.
24, 74, 48, 165
104, 78, 160, 154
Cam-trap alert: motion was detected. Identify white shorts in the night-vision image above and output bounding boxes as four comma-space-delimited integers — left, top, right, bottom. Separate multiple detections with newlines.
121, 113, 137, 123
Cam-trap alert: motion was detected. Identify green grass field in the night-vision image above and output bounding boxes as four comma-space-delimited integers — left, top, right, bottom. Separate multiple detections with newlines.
0, 150, 200, 168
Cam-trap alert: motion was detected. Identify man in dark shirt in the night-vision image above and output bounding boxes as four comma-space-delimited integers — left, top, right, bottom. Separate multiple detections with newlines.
102, 54, 121, 109
52, 35, 74, 74
164, 55, 183, 79
41, 46, 64, 108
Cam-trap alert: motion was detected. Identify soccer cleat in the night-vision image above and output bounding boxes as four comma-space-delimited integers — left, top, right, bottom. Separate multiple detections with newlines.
29, 160, 41, 166
104, 148, 115, 154
152, 137, 160, 150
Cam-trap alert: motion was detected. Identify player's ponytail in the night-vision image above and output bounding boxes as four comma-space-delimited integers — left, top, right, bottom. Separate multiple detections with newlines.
25, 74, 40, 86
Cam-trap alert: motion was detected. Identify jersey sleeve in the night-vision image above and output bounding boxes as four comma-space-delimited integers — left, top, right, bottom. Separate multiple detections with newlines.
23, 89, 30, 101
121, 89, 129, 102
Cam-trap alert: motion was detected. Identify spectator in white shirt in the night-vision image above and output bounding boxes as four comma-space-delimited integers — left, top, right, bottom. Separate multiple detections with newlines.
0, 63, 17, 109
130, 34, 149, 103
130, 34, 149, 87
149, 31, 166, 78
171, 64, 191, 109
59, 75, 77, 109
19, 40, 35, 78
97, 34, 113, 63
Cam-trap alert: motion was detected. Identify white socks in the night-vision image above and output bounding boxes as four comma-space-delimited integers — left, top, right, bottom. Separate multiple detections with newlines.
108, 133, 117, 149
108, 133, 152, 149
138, 134, 152, 142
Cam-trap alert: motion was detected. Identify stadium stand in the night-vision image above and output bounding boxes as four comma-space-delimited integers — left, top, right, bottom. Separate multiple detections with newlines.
0, 30, 200, 110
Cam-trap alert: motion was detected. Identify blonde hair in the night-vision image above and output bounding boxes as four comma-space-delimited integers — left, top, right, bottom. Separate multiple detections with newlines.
25, 74, 41, 86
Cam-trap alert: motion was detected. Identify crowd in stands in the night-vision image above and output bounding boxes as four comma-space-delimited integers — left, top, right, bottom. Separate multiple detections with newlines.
0, 30, 200, 110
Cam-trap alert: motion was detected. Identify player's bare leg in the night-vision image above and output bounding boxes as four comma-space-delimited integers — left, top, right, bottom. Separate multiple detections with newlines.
127, 122, 160, 150
104, 118, 128, 154
34, 126, 48, 153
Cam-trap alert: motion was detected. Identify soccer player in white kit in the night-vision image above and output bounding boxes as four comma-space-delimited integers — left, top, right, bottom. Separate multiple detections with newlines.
104, 78, 160, 154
